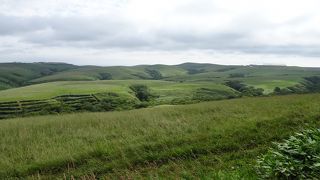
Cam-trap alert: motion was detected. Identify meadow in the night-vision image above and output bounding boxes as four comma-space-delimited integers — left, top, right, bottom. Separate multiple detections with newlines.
2, 62, 320, 93
1, 62, 320, 178
0, 80, 236, 102
1, 94, 320, 179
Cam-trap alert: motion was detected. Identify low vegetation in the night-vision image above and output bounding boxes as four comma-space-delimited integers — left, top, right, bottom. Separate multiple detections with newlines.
2, 62, 320, 93
129, 84, 156, 102
225, 80, 264, 96
0, 93, 140, 119
257, 128, 320, 179
273, 76, 320, 95
2, 75, 320, 119
1, 94, 320, 178
1, 62, 320, 178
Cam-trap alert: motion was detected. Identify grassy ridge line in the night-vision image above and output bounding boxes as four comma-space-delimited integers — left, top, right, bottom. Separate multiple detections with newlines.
1, 94, 320, 178
2, 62, 320, 93
0, 63, 77, 90
30, 63, 320, 84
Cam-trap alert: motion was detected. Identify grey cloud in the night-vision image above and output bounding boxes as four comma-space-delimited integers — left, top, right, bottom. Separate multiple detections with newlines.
0, 14, 46, 35
1, 13, 320, 58
240, 45, 320, 57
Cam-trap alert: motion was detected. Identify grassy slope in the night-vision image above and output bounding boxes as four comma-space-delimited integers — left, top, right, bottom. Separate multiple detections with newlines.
1, 94, 320, 179
30, 65, 188, 83
2, 62, 320, 93
168, 65, 320, 91
0, 63, 76, 90
30, 65, 320, 93
0, 80, 235, 103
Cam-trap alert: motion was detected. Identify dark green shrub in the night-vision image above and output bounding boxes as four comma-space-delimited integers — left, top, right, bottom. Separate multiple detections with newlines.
229, 73, 245, 78
99, 72, 112, 80
129, 84, 156, 101
273, 84, 307, 95
145, 69, 163, 80
303, 76, 320, 92
225, 80, 247, 91
273, 87, 292, 95
287, 84, 307, 94
274, 87, 281, 94
225, 80, 264, 96
256, 129, 320, 179
193, 88, 238, 101
241, 87, 264, 96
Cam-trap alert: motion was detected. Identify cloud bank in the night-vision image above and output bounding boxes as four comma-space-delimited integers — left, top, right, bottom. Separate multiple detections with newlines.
0, 0, 320, 66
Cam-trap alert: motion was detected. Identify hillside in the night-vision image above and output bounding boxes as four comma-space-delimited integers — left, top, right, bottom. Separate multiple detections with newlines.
1, 94, 320, 179
30, 63, 320, 90
0, 80, 235, 102
0, 80, 239, 119
1, 62, 320, 120
30, 64, 188, 83
1, 62, 320, 93
0, 62, 76, 90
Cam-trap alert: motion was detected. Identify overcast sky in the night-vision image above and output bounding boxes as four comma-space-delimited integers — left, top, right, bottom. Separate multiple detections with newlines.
0, 0, 320, 66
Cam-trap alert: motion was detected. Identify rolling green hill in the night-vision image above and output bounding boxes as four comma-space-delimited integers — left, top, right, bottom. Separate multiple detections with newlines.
1, 93, 320, 179
0, 62, 76, 90
0, 80, 238, 119
0, 80, 236, 102
1, 62, 320, 178
2, 62, 320, 93
29, 64, 189, 83
1, 62, 320, 120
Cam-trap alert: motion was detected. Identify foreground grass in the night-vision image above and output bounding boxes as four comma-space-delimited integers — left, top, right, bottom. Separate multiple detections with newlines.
1, 94, 320, 179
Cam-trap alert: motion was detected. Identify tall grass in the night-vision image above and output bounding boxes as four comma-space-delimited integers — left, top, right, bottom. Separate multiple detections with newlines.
1, 94, 320, 178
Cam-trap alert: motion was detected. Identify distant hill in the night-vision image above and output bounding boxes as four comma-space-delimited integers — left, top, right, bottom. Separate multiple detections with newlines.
1, 62, 320, 92
0, 62, 77, 90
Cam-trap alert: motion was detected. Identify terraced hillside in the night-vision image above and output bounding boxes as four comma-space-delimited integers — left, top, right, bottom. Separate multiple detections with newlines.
1, 94, 320, 179
0, 80, 238, 119
0, 80, 236, 102
0, 94, 102, 119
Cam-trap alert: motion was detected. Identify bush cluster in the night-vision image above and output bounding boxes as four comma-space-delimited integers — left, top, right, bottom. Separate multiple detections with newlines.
192, 88, 238, 101
256, 128, 320, 179
225, 80, 264, 96
145, 69, 163, 80
129, 84, 157, 102
273, 76, 320, 95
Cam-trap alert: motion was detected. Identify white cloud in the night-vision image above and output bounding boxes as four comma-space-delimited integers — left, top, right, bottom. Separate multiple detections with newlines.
0, 0, 320, 66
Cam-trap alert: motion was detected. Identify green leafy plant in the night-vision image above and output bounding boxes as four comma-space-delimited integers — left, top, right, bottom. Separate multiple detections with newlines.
129, 84, 156, 101
256, 128, 320, 179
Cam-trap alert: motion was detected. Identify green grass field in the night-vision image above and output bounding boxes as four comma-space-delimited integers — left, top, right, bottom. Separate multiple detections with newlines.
2, 62, 320, 93
1, 94, 320, 179
0, 80, 236, 103
1, 62, 320, 178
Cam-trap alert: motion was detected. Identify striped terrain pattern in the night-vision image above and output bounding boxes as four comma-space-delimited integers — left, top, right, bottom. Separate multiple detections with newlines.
0, 94, 99, 119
